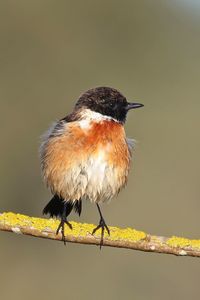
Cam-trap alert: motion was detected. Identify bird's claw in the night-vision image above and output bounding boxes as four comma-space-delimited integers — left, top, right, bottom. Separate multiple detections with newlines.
56, 219, 72, 245
92, 217, 110, 249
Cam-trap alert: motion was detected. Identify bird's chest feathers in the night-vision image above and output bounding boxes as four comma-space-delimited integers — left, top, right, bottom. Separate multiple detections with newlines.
43, 118, 132, 202
73, 119, 131, 202
78, 119, 131, 166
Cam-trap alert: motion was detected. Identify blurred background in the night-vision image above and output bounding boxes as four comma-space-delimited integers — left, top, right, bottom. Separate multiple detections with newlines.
0, 0, 200, 299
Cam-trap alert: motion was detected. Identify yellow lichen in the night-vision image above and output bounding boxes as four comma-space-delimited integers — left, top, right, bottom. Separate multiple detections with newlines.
0, 212, 146, 242
105, 225, 146, 242
167, 236, 200, 249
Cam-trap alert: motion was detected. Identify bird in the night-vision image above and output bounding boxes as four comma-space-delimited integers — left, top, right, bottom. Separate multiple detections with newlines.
40, 86, 143, 247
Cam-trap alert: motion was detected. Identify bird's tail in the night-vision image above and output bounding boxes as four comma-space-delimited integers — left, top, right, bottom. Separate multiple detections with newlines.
43, 194, 82, 218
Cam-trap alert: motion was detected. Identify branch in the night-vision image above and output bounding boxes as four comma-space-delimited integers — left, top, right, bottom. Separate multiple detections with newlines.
0, 212, 200, 257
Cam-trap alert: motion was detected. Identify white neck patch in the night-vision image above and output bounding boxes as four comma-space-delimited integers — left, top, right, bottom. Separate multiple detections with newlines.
78, 109, 118, 130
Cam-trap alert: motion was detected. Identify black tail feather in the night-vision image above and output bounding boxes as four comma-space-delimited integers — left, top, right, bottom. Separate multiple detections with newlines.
43, 195, 82, 219
74, 200, 82, 216
43, 195, 64, 218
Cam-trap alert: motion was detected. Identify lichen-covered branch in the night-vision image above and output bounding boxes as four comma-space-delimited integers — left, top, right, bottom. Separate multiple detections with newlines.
0, 212, 200, 257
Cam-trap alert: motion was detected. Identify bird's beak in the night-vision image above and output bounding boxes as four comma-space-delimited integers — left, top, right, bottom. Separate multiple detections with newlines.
126, 102, 144, 111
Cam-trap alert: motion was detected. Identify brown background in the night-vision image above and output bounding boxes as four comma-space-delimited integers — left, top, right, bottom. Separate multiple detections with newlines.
0, 1, 200, 299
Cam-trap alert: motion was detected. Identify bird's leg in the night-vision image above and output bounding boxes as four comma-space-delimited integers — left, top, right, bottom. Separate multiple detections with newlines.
56, 203, 72, 245
92, 203, 110, 248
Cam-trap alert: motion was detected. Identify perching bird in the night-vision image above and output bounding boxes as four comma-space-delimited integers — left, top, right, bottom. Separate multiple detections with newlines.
40, 87, 143, 246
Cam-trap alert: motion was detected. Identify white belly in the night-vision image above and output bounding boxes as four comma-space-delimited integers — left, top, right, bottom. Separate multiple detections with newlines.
60, 149, 125, 203
83, 151, 118, 203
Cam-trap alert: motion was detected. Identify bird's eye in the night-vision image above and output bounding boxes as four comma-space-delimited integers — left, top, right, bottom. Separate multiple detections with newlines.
100, 98, 106, 103
110, 102, 115, 108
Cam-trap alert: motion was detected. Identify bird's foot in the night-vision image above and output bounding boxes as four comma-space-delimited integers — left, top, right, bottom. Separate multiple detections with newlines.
92, 217, 110, 249
56, 218, 72, 245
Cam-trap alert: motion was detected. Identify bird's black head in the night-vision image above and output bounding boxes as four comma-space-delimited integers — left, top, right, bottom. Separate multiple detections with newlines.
75, 87, 143, 123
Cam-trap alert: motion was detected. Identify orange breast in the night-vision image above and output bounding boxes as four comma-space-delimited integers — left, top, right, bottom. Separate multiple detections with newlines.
41, 120, 132, 201
88, 121, 131, 168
